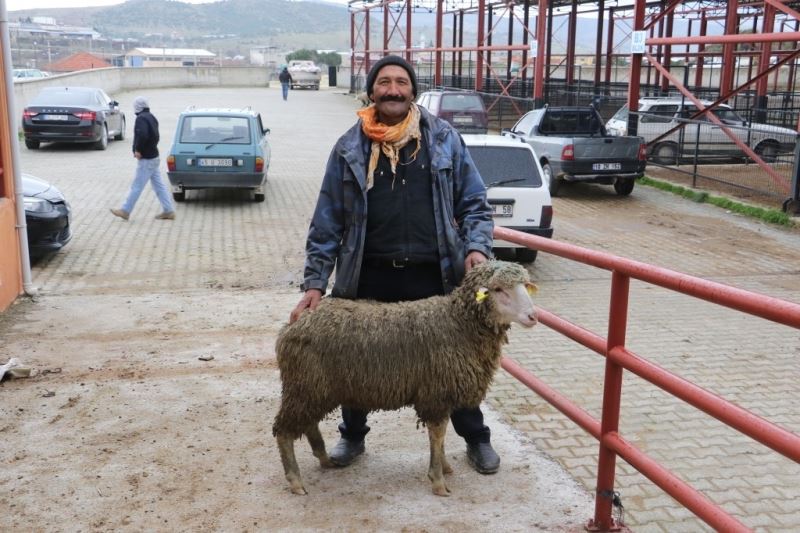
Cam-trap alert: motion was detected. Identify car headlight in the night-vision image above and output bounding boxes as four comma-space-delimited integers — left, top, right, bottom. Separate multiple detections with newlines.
24, 197, 55, 213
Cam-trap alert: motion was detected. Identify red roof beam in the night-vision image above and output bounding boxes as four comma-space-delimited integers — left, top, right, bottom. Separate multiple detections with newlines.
764, 0, 800, 21
647, 31, 800, 45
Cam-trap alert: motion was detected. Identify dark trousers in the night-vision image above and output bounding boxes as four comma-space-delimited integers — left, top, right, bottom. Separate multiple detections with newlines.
337, 261, 492, 445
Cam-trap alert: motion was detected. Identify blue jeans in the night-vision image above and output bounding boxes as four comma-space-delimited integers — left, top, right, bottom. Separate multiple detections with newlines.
122, 157, 173, 214
281, 81, 289, 100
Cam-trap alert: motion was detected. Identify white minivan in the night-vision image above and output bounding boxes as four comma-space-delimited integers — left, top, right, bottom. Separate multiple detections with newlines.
606, 97, 797, 164
463, 134, 553, 263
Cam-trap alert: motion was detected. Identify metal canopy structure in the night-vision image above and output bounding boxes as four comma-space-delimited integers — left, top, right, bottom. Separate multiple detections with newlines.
349, 0, 800, 207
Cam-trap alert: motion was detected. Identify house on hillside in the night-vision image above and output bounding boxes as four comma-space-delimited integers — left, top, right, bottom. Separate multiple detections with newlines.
125, 48, 216, 67
44, 52, 112, 73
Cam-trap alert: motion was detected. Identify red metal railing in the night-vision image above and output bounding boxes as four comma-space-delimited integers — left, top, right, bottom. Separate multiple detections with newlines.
494, 226, 800, 532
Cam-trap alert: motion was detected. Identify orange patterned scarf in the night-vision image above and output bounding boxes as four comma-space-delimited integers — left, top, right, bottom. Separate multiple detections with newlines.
357, 103, 421, 190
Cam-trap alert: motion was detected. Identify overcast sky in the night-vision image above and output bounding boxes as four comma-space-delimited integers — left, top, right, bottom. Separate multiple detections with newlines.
5, 0, 218, 10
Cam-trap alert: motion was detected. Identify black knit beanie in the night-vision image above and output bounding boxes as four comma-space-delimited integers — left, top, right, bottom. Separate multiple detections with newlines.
366, 55, 418, 98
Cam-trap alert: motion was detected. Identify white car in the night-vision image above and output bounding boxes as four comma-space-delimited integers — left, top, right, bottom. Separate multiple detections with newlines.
463, 134, 553, 263
606, 97, 797, 163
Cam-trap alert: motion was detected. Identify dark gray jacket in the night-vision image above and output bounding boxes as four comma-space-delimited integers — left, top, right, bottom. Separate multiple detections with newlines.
302, 106, 493, 297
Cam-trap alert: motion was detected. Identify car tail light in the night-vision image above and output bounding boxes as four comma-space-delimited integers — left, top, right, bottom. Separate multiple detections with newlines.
22, 109, 38, 119
167, 155, 176, 171
73, 111, 96, 121
638, 143, 648, 161
540, 205, 553, 229
255, 157, 264, 172
561, 144, 575, 161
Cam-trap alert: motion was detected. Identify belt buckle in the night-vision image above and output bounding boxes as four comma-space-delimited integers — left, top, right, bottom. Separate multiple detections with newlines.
392, 259, 406, 269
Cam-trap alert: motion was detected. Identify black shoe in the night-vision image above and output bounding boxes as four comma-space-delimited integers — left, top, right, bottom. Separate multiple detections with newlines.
328, 438, 365, 467
466, 442, 500, 474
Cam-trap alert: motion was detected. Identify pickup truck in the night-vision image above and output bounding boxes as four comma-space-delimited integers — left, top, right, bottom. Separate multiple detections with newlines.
503, 106, 647, 196
287, 60, 321, 90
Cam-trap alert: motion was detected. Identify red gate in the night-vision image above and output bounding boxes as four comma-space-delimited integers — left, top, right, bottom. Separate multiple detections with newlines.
494, 226, 800, 532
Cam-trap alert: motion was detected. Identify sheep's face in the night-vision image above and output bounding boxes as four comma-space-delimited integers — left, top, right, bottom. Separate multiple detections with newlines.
471, 261, 538, 328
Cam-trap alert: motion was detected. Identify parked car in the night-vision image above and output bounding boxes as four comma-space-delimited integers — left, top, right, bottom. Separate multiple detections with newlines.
463, 134, 553, 263
505, 106, 647, 196
605, 97, 798, 164
21, 86, 126, 150
166, 107, 271, 202
22, 174, 72, 261
13, 68, 49, 80
416, 90, 489, 134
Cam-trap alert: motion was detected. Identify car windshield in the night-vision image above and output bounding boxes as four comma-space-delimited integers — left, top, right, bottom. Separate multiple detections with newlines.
32, 89, 94, 106
440, 94, 485, 112
180, 116, 251, 144
469, 146, 542, 187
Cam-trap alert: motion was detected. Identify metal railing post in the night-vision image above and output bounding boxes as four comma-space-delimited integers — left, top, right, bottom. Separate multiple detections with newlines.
588, 270, 630, 531
783, 139, 800, 215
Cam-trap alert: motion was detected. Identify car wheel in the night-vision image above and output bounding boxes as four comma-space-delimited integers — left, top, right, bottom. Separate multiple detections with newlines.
542, 162, 561, 197
173, 191, 186, 202
516, 248, 538, 263
25, 139, 40, 150
94, 125, 109, 150
114, 118, 126, 141
254, 192, 265, 202
653, 142, 678, 165
613, 178, 635, 196
754, 140, 779, 163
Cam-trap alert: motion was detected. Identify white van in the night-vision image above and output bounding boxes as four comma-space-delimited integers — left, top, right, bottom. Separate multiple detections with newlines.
463, 134, 553, 263
606, 97, 797, 164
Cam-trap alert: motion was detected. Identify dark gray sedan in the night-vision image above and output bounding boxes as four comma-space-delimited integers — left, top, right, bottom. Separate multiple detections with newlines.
21, 86, 126, 151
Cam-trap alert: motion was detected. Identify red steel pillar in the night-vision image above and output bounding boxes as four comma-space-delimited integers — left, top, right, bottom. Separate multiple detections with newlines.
406, 0, 412, 63
720, 0, 739, 100
694, 9, 707, 88
534, 0, 548, 107
604, 7, 615, 84
755, 3, 776, 123
476, 0, 485, 91
435, 0, 443, 86
627, 1, 645, 139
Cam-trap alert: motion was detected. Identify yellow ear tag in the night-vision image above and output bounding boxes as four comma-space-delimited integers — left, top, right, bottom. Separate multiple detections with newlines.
475, 288, 489, 303
526, 283, 538, 296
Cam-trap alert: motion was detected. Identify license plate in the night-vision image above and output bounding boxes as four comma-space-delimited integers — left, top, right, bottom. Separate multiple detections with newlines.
43, 114, 69, 121
491, 204, 513, 217
592, 162, 622, 171
453, 115, 473, 124
199, 158, 233, 167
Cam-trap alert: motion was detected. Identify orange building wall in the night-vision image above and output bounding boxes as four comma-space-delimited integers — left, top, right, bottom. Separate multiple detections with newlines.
0, 44, 24, 311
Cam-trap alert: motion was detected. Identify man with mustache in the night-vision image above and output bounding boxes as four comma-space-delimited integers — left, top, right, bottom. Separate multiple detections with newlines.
290, 56, 499, 474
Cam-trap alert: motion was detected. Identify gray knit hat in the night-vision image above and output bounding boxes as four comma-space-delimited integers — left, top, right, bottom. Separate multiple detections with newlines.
133, 96, 149, 114
365, 55, 418, 98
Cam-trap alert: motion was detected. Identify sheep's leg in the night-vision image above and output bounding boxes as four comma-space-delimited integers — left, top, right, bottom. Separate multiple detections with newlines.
305, 424, 335, 468
276, 433, 307, 495
441, 437, 453, 474
427, 420, 450, 496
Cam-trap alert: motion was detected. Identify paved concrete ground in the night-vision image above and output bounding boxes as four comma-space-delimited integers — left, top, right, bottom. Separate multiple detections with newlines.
2, 85, 799, 532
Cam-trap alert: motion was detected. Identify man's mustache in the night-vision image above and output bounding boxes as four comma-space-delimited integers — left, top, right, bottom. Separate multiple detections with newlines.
379, 95, 407, 102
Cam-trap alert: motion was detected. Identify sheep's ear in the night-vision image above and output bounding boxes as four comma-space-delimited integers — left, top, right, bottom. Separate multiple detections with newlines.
475, 287, 489, 303
525, 282, 538, 296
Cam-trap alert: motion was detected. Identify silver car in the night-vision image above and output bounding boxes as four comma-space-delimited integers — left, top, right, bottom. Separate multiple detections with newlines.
606, 97, 797, 164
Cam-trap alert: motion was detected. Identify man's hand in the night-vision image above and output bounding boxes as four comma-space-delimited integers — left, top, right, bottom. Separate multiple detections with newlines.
465, 251, 489, 272
134, 151, 142, 160
289, 289, 323, 323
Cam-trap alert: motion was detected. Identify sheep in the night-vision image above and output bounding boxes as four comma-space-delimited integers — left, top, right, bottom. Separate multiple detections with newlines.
272, 260, 538, 496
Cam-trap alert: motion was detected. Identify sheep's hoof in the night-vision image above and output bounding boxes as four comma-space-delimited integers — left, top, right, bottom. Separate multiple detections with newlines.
432, 482, 451, 497
443, 460, 453, 475
289, 482, 308, 496
319, 456, 336, 468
